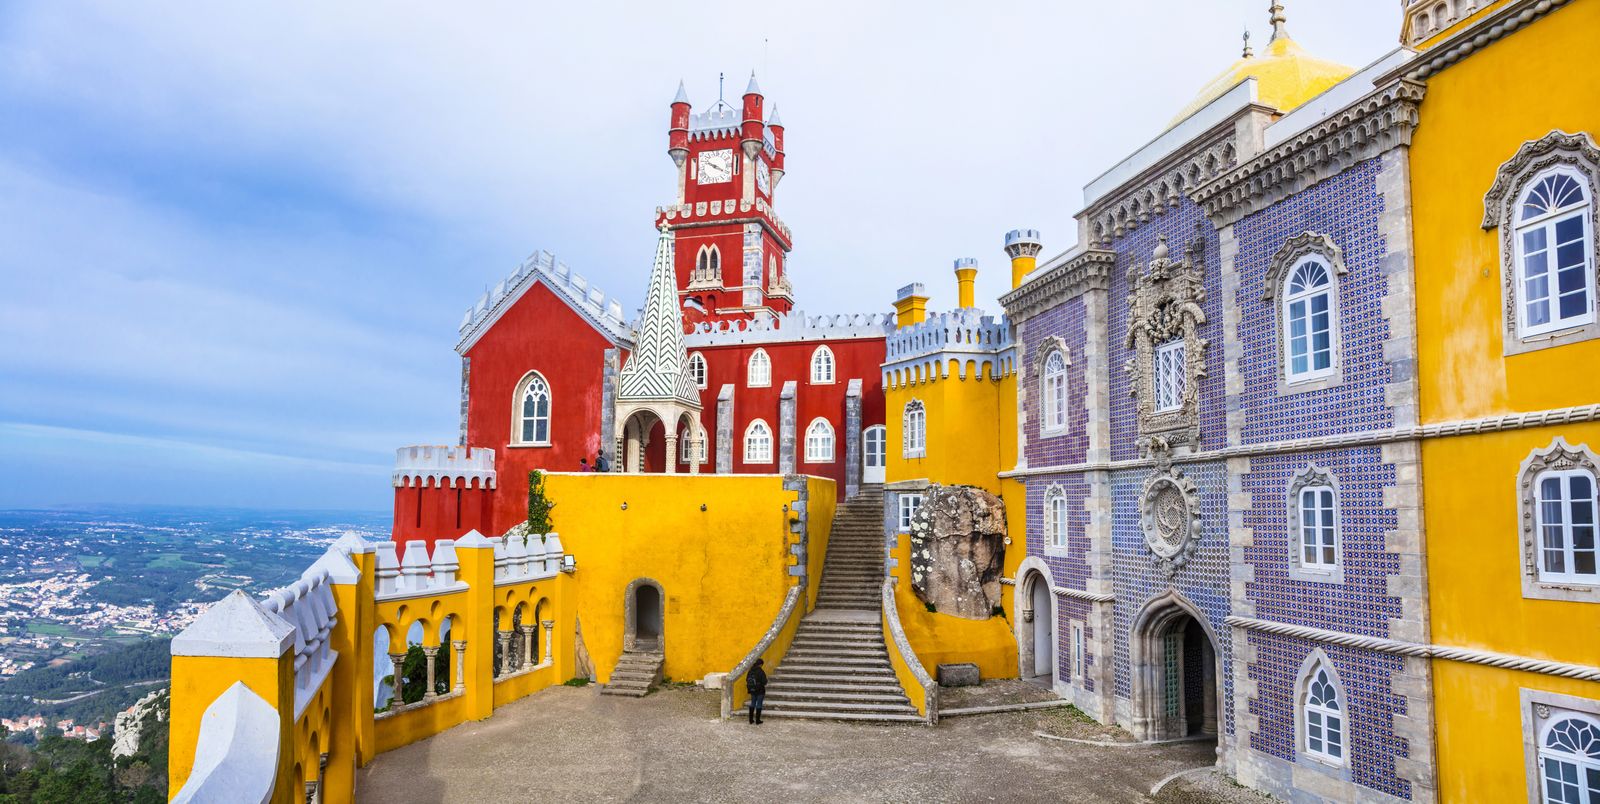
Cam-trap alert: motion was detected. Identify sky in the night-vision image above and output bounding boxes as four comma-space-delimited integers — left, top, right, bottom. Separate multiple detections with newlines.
0, 0, 1403, 511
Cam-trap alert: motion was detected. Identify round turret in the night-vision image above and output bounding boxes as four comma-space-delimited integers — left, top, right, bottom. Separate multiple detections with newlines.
669, 80, 691, 167
741, 72, 764, 160
1003, 229, 1043, 290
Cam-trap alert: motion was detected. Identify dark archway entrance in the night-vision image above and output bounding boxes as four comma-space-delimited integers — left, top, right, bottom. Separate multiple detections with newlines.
623, 578, 665, 653
1131, 594, 1219, 743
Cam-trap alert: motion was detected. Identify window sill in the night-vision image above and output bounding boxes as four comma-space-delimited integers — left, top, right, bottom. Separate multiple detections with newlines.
506, 443, 552, 449
1280, 369, 1343, 397
1506, 320, 1600, 356
1521, 577, 1600, 603
1039, 426, 1069, 438
904, 451, 927, 460
747, 383, 771, 389
1287, 565, 1345, 586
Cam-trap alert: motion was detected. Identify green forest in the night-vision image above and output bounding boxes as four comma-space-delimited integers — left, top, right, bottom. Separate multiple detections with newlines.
0, 694, 167, 803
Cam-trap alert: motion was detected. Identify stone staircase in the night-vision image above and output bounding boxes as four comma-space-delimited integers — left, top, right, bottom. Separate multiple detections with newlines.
601, 648, 663, 697
745, 485, 922, 723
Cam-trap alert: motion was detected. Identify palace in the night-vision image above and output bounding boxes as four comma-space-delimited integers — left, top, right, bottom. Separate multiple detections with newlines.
166, 2, 1600, 802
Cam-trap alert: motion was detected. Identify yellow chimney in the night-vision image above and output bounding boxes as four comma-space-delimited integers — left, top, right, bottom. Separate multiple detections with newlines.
1004, 229, 1043, 290
893, 283, 929, 328
953, 258, 978, 309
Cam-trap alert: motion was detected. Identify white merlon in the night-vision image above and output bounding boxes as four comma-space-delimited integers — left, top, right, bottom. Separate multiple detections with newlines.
688, 105, 741, 137
882, 309, 1016, 386
656, 197, 792, 242
953, 257, 978, 271
171, 590, 294, 659
259, 564, 339, 718
493, 528, 563, 585
375, 539, 473, 601
683, 310, 894, 346
392, 445, 497, 489
170, 682, 278, 804
896, 283, 927, 302
1005, 229, 1042, 248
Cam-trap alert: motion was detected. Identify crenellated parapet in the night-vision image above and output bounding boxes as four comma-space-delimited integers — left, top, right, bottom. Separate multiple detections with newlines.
655, 196, 793, 247
456, 250, 632, 354
392, 445, 496, 489
683, 309, 894, 346
882, 309, 1016, 389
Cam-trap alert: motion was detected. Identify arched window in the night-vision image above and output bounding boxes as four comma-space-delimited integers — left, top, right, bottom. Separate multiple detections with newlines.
1303, 662, 1344, 765
688, 352, 708, 389
513, 372, 551, 445
744, 420, 773, 464
1539, 713, 1600, 803
810, 345, 835, 384
804, 418, 835, 463
694, 245, 722, 285
1515, 168, 1595, 336
1042, 349, 1068, 433
1044, 486, 1068, 549
1535, 467, 1598, 584
903, 400, 926, 458
1284, 258, 1336, 381
769, 255, 779, 286
679, 425, 707, 464
747, 349, 771, 388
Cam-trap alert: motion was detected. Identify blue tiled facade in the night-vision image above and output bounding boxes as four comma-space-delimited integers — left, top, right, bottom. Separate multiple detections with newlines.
1006, 122, 1422, 799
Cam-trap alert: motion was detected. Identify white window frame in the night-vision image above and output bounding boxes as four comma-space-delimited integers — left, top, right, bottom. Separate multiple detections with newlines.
1534, 468, 1599, 586
1043, 486, 1069, 551
688, 352, 708, 389
1538, 711, 1600, 804
679, 425, 708, 465
1522, 690, 1600, 804
747, 348, 771, 388
1302, 661, 1346, 767
1153, 341, 1185, 413
1071, 622, 1085, 683
1283, 257, 1338, 383
810, 345, 836, 385
1520, 438, 1600, 603
743, 419, 773, 464
1041, 349, 1068, 435
511, 371, 552, 447
898, 493, 924, 533
1287, 466, 1343, 585
902, 400, 926, 459
1515, 167, 1596, 339
1298, 485, 1339, 571
804, 418, 835, 464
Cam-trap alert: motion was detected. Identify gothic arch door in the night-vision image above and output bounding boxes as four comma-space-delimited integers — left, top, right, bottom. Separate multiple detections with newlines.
1029, 575, 1054, 679
863, 425, 887, 484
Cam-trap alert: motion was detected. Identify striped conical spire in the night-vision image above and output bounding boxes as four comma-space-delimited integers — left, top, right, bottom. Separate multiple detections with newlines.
618, 226, 701, 406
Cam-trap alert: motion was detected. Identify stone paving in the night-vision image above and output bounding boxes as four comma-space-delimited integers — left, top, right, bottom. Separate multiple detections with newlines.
357, 685, 1231, 803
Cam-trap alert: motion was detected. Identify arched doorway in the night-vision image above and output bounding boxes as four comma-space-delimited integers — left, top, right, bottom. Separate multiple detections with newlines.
1131, 593, 1219, 743
620, 410, 662, 474
863, 425, 886, 484
1028, 574, 1054, 679
624, 578, 665, 652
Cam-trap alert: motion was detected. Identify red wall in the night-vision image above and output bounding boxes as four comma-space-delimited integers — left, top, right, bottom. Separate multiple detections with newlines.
391, 480, 494, 548
462, 282, 622, 534
676, 336, 886, 488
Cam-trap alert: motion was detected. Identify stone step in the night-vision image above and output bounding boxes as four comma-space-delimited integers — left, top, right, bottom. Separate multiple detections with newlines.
784, 648, 888, 661
777, 663, 895, 678
766, 682, 908, 696
739, 708, 924, 724
764, 690, 910, 704
759, 699, 919, 714
815, 604, 881, 612
789, 637, 883, 649
782, 654, 890, 667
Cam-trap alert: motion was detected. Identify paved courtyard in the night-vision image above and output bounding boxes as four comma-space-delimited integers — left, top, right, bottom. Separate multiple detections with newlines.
357, 685, 1245, 803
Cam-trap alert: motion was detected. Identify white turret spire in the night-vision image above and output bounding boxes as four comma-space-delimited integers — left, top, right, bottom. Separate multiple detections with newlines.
673, 79, 690, 105
746, 71, 762, 96
618, 226, 700, 407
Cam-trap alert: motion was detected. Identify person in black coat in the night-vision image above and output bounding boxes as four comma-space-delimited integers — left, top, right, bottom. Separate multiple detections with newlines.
747, 658, 768, 725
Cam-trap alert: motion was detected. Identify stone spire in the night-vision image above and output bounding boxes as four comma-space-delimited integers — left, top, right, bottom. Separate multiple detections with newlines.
1268, 1, 1289, 42
618, 226, 700, 407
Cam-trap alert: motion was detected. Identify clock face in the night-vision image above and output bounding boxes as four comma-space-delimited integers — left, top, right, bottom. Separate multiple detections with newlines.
756, 160, 771, 195
697, 149, 733, 184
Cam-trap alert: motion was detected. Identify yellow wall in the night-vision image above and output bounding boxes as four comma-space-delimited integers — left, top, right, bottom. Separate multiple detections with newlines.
1410, 0, 1600, 424
1410, 4, 1600, 799
887, 534, 1018, 679
168, 654, 296, 801
546, 473, 833, 685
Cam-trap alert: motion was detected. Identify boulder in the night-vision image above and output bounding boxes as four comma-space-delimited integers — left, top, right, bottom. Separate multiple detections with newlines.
937, 663, 981, 687
908, 484, 1007, 620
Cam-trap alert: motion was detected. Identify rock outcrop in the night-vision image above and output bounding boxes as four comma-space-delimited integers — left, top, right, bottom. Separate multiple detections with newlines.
112, 688, 169, 760
907, 485, 1007, 620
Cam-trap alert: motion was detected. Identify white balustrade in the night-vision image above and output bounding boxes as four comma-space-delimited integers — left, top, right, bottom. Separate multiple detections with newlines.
260, 561, 339, 719
375, 539, 469, 602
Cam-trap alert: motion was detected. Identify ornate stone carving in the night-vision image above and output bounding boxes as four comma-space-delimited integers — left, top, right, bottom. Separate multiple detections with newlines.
1124, 236, 1208, 448
1001, 249, 1114, 322
1140, 467, 1202, 577
1194, 80, 1425, 228
1263, 232, 1348, 302
1033, 336, 1070, 371
1090, 137, 1239, 248
1482, 131, 1600, 348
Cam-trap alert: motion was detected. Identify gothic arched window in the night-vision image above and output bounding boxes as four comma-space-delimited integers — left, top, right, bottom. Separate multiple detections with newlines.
903, 400, 926, 459
688, 352, 708, 389
804, 418, 835, 463
513, 371, 551, 446
744, 419, 773, 464
747, 348, 771, 388
1302, 662, 1344, 765
810, 345, 836, 384
1042, 349, 1068, 434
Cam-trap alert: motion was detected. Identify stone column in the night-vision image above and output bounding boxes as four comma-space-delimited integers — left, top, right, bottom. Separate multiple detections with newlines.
778, 381, 797, 474
664, 432, 679, 475
690, 434, 701, 475
599, 349, 619, 468
422, 646, 439, 700
387, 652, 406, 709
495, 631, 512, 677
542, 620, 555, 664
844, 379, 863, 498
452, 640, 467, 692
716, 384, 734, 474
520, 626, 535, 670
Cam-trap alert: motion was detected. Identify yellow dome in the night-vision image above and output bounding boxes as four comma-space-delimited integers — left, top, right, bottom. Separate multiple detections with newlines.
1168, 33, 1354, 128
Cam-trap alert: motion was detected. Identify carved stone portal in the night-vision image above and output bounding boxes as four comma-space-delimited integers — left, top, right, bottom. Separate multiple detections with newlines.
1124, 235, 1208, 449
908, 485, 1008, 620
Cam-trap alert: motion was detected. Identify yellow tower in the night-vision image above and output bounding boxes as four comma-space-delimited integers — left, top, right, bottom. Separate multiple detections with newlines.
893, 282, 929, 328
954, 258, 978, 309
1003, 230, 1042, 289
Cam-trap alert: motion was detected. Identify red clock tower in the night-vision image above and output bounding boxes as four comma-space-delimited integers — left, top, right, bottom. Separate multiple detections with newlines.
658, 73, 794, 330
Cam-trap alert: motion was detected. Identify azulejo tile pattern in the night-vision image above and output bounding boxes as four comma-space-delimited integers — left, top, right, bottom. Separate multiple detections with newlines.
1023, 299, 1091, 468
